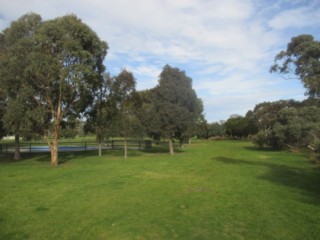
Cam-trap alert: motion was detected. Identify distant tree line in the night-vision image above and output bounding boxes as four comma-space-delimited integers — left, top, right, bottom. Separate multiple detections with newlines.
209, 34, 320, 155
217, 99, 319, 152
0, 13, 204, 165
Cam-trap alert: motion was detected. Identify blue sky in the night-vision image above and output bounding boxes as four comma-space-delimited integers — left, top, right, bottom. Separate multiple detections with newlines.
1, 0, 319, 122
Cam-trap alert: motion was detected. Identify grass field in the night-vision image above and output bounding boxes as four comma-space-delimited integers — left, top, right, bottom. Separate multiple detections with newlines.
0, 140, 319, 239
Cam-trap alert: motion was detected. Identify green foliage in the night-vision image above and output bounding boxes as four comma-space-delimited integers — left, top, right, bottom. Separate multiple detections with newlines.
0, 88, 6, 139
0, 13, 42, 131
197, 121, 226, 139
108, 69, 143, 138
27, 14, 108, 120
152, 65, 204, 142
224, 114, 257, 138
271, 34, 320, 98
0, 141, 319, 239
0, 13, 108, 164
84, 72, 113, 142
136, 89, 162, 140
60, 117, 83, 139
0, 13, 43, 158
252, 100, 320, 151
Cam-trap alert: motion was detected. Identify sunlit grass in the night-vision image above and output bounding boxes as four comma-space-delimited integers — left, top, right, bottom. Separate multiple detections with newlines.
0, 140, 319, 239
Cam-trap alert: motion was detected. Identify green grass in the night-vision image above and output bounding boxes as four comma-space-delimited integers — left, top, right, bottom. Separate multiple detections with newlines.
0, 140, 319, 239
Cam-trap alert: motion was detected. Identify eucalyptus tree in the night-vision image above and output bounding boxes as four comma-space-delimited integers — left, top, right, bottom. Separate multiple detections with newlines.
136, 89, 161, 141
153, 65, 204, 155
0, 13, 42, 160
85, 72, 112, 156
26, 14, 108, 166
108, 69, 139, 159
271, 34, 320, 98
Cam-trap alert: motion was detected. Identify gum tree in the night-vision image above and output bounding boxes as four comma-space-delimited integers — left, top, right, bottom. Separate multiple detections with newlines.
108, 69, 138, 159
0, 13, 42, 160
85, 72, 113, 157
271, 34, 320, 98
27, 14, 108, 166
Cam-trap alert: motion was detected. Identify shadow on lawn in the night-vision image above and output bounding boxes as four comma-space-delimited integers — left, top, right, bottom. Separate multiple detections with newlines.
0, 145, 184, 165
243, 146, 280, 152
215, 156, 320, 206
0, 149, 144, 165
35, 149, 145, 164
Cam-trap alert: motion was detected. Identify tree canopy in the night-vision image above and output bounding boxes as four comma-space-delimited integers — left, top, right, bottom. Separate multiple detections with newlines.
0, 13, 43, 159
152, 65, 204, 154
0, 13, 108, 165
271, 34, 320, 98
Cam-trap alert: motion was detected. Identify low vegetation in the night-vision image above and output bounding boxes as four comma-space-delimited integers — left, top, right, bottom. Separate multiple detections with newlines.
1, 140, 319, 239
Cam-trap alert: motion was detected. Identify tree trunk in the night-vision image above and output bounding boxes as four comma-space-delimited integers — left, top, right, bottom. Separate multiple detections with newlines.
169, 139, 174, 155
98, 142, 102, 157
50, 86, 62, 167
14, 134, 21, 160
97, 128, 103, 157
124, 137, 128, 159
50, 123, 59, 166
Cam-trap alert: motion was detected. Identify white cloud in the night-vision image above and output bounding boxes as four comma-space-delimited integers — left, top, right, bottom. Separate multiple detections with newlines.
0, 0, 317, 121
268, 4, 320, 29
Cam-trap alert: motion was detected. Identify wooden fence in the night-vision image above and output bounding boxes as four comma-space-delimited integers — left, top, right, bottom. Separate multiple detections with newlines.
0, 140, 152, 153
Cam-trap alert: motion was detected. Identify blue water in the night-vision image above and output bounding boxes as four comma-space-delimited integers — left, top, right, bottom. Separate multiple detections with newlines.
20, 145, 98, 152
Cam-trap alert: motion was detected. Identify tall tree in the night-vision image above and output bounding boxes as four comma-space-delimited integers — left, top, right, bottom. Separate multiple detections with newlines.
85, 72, 113, 156
153, 65, 204, 155
271, 34, 320, 98
136, 89, 162, 141
0, 13, 42, 160
26, 14, 108, 166
108, 69, 138, 159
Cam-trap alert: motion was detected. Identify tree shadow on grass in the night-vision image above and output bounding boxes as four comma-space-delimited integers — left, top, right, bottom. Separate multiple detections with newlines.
0, 144, 184, 165
214, 156, 320, 206
33, 149, 145, 165
243, 146, 280, 152
0, 148, 145, 165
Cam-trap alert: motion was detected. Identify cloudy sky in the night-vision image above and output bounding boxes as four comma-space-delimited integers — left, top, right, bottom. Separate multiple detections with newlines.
1, 0, 319, 122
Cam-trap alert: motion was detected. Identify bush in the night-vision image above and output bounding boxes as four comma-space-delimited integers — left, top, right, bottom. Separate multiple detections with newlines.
253, 131, 268, 148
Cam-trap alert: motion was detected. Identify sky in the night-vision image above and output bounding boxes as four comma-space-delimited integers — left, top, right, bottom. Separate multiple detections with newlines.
0, 0, 319, 122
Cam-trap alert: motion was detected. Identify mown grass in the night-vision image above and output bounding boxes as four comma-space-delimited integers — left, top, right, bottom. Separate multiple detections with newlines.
0, 140, 319, 239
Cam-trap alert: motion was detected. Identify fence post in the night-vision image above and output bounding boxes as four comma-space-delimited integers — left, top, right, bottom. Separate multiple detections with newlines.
112, 140, 114, 150
85, 141, 87, 151
30, 142, 32, 153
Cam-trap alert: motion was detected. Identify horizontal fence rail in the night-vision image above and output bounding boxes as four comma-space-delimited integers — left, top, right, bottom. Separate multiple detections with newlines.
0, 140, 152, 154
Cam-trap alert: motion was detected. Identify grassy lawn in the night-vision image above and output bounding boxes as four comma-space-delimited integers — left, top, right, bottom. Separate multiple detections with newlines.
0, 140, 319, 239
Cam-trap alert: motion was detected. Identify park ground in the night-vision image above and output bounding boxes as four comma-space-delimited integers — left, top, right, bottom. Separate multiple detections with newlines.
0, 140, 319, 239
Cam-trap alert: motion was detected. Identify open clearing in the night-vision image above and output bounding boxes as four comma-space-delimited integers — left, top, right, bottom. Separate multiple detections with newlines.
0, 140, 319, 239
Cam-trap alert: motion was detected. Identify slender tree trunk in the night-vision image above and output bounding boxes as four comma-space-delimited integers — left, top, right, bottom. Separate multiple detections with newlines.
14, 134, 21, 160
124, 137, 128, 159
50, 81, 63, 167
99, 142, 102, 157
97, 131, 103, 157
50, 123, 59, 166
169, 139, 174, 155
